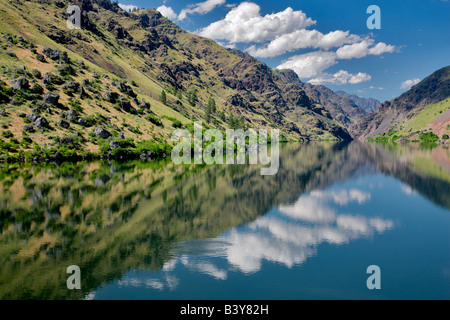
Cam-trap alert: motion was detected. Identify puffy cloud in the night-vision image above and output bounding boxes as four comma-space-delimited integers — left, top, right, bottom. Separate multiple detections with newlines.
178, 0, 226, 21
336, 40, 396, 59
195, 2, 396, 84
308, 70, 372, 85
157, 5, 178, 21
276, 52, 372, 84
310, 189, 371, 205
246, 30, 360, 58
369, 42, 396, 55
181, 259, 228, 280
336, 40, 372, 59
118, 3, 138, 12
401, 184, 417, 196
197, 2, 316, 44
276, 51, 337, 78
400, 78, 421, 90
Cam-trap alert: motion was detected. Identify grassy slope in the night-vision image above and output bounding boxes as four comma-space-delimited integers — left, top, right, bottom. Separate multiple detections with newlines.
0, 0, 352, 163
369, 98, 450, 142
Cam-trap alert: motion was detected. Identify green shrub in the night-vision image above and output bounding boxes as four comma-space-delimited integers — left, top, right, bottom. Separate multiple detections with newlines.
146, 115, 163, 126
29, 83, 44, 94
163, 116, 183, 128
2, 130, 13, 138
419, 131, 439, 142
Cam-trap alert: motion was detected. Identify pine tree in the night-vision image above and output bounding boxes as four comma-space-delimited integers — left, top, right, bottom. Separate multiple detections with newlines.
160, 89, 167, 105
207, 97, 216, 114
205, 106, 211, 123
188, 89, 197, 107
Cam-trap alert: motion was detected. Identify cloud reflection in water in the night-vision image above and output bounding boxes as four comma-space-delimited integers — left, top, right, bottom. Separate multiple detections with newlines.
121, 187, 394, 290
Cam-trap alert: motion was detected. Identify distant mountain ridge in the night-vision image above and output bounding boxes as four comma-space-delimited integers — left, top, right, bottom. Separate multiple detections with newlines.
352, 65, 450, 140
275, 69, 367, 137
335, 91, 380, 113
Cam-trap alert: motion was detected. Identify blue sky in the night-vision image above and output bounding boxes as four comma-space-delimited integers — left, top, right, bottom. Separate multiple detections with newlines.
118, 0, 450, 102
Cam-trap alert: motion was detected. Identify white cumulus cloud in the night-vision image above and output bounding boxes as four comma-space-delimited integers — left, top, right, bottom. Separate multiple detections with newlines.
157, 5, 178, 21
194, 1, 396, 84
118, 3, 138, 12
179, 0, 226, 21
276, 51, 337, 79
308, 70, 372, 85
246, 30, 360, 58
336, 40, 396, 59
197, 2, 316, 44
400, 78, 421, 90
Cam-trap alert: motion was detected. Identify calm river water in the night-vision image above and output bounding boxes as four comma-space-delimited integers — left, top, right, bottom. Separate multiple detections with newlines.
0, 142, 449, 299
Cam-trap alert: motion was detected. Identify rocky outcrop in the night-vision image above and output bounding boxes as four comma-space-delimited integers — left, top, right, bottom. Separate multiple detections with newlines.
94, 127, 111, 139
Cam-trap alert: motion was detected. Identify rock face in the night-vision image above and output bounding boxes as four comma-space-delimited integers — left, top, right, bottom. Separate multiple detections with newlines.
335, 91, 380, 113
58, 119, 70, 129
43, 92, 60, 105
36, 54, 46, 62
62, 81, 80, 94
12, 77, 29, 91
23, 125, 34, 132
118, 82, 136, 97
109, 140, 121, 149
119, 99, 131, 112
26, 112, 40, 122
42, 47, 61, 60
67, 109, 78, 122
78, 118, 87, 126
105, 91, 119, 103
34, 116, 48, 129
94, 127, 111, 139
52, 151, 63, 161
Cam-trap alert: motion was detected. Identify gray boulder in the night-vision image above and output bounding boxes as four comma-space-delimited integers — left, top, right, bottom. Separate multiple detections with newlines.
104, 91, 119, 103
94, 127, 111, 139
43, 92, 60, 105
12, 77, 29, 91
62, 81, 79, 94
34, 117, 48, 129
78, 118, 87, 127
52, 151, 63, 162
23, 125, 35, 132
36, 54, 46, 62
120, 99, 131, 112
110, 140, 122, 149
26, 112, 40, 122
67, 109, 78, 122
58, 119, 70, 129
42, 47, 60, 60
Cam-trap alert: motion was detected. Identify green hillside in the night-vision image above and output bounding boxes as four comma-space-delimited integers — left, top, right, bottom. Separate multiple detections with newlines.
0, 0, 352, 162
355, 65, 450, 142
368, 98, 450, 143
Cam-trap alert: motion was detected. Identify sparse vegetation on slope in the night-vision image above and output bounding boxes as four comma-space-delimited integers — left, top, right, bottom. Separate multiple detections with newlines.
0, 0, 353, 163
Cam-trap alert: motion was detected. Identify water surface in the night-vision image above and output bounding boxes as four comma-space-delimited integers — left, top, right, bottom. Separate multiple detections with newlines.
0, 142, 449, 299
